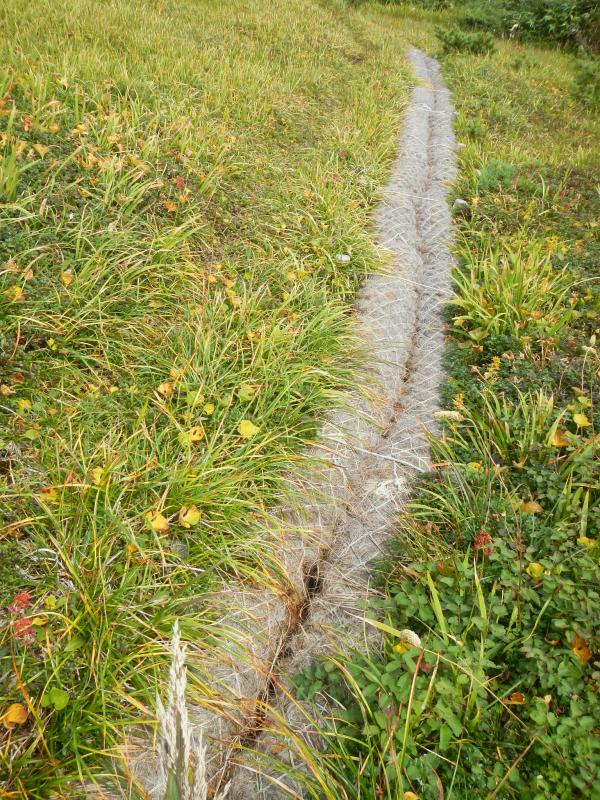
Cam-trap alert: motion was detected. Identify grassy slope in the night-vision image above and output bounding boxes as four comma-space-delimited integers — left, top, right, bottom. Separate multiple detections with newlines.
0, 0, 418, 795
296, 9, 600, 800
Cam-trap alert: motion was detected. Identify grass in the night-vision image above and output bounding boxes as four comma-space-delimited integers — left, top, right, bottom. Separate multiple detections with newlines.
2, 1, 598, 798
0, 0, 423, 795
292, 8, 600, 800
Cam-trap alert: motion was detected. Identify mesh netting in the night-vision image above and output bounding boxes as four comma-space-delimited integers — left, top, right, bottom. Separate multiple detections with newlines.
119, 47, 457, 800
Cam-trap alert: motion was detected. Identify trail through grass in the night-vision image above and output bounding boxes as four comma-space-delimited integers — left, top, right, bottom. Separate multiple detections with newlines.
294, 7, 600, 800
0, 1, 420, 795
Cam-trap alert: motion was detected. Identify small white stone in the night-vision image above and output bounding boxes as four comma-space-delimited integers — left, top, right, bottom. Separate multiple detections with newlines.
336, 253, 351, 264
453, 198, 470, 211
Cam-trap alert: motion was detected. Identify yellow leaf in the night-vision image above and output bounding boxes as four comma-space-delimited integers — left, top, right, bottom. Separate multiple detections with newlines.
156, 382, 174, 398
33, 143, 49, 157
237, 384, 256, 402
226, 288, 241, 306
2, 703, 28, 729
526, 562, 544, 580
163, 199, 177, 213
89, 467, 104, 486
573, 413, 590, 428
187, 425, 204, 442
203, 402, 215, 415
16, 398, 32, 413
520, 500, 543, 514
571, 634, 592, 664
145, 510, 169, 533
550, 429, 569, 447
37, 487, 58, 504
179, 425, 204, 446
60, 269, 74, 287
32, 616, 48, 627
4, 285, 24, 302
178, 505, 201, 528
404, 793, 420, 800
577, 536, 595, 548
505, 691, 525, 705
238, 419, 259, 439
186, 389, 204, 406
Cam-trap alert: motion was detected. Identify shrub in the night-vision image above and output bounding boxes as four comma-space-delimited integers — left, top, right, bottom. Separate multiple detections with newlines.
458, 0, 600, 49
381, 0, 454, 8
572, 57, 600, 108
436, 25, 496, 54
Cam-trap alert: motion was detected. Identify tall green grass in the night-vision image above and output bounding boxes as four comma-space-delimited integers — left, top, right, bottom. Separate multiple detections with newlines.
0, 0, 417, 795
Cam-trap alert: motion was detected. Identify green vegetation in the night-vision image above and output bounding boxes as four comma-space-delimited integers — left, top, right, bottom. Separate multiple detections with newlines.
0, 0, 416, 795
435, 26, 495, 53
573, 57, 600, 109
2, 1, 598, 798
397, 0, 600, 50
297, 9, 600, 800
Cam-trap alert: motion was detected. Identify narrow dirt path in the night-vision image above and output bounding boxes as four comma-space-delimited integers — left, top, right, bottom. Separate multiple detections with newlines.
127, 47, 456, 800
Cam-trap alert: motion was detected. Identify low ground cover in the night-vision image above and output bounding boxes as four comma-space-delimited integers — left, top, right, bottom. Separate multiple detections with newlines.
0, 0, 416, 795
297, 9, 599, 800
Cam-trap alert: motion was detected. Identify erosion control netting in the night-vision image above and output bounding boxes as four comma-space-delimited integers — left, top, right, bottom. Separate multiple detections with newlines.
123, 47, 456, 800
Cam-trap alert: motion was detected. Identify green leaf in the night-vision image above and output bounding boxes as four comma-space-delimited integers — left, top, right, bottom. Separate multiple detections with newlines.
426, 571, 449, 644
439, 723, 453, 751
43, 686, 69, 711
64, 635, 84, 653
165, 770, 180, 800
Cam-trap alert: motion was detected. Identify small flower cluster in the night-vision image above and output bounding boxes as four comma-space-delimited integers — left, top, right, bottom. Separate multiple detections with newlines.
7, 591, 34, 643
474, 530, 493, 556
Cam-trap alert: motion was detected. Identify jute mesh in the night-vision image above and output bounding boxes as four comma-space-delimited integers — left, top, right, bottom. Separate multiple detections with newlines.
117, 47, 456, 800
